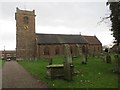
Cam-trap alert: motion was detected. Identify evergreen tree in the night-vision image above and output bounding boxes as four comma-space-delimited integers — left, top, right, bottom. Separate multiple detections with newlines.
107, 1, 120, 45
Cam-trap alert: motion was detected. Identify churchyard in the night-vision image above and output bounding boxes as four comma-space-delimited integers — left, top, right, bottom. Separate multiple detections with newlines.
18, 54, 119, 88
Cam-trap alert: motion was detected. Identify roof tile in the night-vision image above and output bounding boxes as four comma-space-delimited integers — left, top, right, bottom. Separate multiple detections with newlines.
83, 36, 102, 45
36, 33, 87, 44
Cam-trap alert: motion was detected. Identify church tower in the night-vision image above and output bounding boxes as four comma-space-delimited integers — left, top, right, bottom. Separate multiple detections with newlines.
15, 7, 36, 60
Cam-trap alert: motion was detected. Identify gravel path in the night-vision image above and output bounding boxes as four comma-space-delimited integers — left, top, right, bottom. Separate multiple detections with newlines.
2, 61, 49, 88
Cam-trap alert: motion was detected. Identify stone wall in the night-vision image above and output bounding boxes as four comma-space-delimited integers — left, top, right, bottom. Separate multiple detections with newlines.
36, 43, 102, 58
87, 44, 102, 54
36, 44, 91, 58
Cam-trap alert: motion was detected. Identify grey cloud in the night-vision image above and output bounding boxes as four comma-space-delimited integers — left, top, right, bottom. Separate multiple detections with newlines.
0, 2, 113, 49
0, 32, 15, 42
1, 2, 107, 29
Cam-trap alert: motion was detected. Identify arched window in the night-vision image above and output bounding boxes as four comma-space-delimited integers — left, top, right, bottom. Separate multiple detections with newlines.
44, 47, 49, 55
23, 16, 29, 24
55, 46, 60, 55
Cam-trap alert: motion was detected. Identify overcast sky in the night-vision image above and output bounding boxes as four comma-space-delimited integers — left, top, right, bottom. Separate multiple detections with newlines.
0, 1, 114, 50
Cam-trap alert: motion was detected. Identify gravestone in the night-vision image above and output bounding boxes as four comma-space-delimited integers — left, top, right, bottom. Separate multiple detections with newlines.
81, 55, 87, 64
114, 54, 120, 73
48, 58, 52, 65
104, 48, 112, 64
76, 44, 82, 56
106, 53, 112, 64
76, 44, 87, 64
64, 44, 73, 81
85, 54, 88, 62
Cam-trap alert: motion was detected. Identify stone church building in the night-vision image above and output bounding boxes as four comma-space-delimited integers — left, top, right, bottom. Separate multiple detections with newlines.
15, 8, 102, 60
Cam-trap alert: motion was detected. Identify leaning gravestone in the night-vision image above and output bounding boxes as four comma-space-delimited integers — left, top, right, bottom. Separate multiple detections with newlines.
64, 44, 73, 81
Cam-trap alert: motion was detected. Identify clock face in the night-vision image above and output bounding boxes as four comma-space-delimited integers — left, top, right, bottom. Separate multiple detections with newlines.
23, 16, 29, 31
24, 25, 29, 31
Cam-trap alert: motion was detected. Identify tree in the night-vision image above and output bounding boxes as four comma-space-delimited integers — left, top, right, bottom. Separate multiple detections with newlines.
107, 1, 120, 45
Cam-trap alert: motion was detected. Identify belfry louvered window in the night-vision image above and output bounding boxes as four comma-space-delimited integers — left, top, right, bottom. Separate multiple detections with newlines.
23, 16, 29, 24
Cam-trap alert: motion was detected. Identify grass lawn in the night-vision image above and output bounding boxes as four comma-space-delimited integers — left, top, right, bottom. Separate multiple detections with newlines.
0, 59, 5, 68
18, 55, 118, 88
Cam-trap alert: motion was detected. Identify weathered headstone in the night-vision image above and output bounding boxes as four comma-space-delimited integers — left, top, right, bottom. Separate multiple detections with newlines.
76, 44, 82, 56
76, 44, 87, 64
114, 54, 120, 73
64, 44, 73, 64
48, 58, 52, 65
85, 54, 88, 62
81, 55, 87, 64
104, 48, 112, 64
64, 44, 73, 81
106, 53, 112, 64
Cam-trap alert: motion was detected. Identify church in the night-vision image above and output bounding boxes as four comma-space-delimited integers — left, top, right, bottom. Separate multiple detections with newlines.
15, 7, 102, 60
